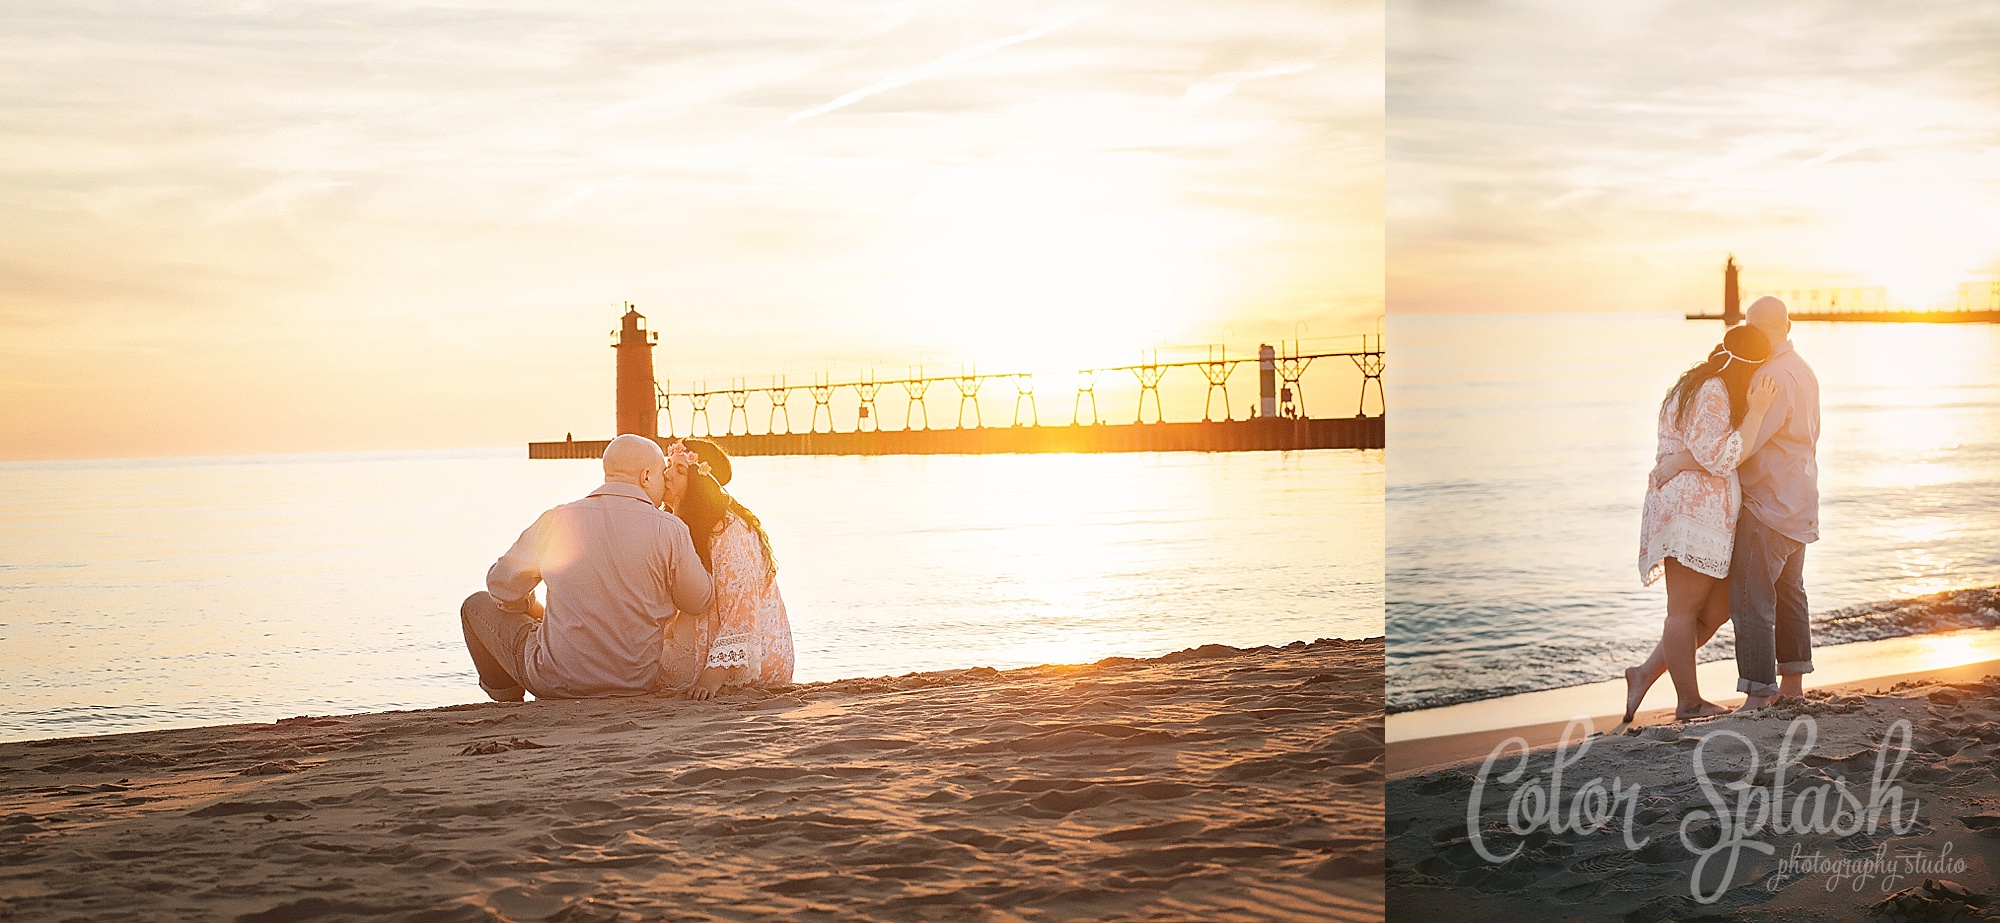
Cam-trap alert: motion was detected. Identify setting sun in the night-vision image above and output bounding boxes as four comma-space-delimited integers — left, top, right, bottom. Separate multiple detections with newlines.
885, 163, 1220, 373
1830, 175, 2000, 309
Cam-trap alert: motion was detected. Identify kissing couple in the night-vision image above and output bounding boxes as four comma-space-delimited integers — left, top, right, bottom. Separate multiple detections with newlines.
1627, 295, 1822, 720
459, 434, 796, 704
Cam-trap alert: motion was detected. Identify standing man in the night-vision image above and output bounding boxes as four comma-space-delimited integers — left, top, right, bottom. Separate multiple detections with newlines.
1732, 295, 1822, 710
460, 434, 711, 701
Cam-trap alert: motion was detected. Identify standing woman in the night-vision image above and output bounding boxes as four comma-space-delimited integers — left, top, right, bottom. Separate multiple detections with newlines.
1624, 324, 1777, 721
661, 439, 796, 699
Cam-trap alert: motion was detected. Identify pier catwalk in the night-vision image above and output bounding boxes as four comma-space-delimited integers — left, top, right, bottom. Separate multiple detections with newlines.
534, 306, 1383, 459
532, 416, 1381, 459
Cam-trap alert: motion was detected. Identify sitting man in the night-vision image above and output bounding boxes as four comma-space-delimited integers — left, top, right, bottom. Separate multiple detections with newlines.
460, 434, 712, 701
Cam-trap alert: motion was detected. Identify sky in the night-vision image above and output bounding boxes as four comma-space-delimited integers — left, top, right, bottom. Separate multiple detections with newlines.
1391, 0, 2000, 315
0, 0, 1380, 460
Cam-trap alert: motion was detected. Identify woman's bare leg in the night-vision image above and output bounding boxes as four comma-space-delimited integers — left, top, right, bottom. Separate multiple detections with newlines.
1669, 573, 1734, 718
1662, 560, 1728, 718
1695, 575, 1731, 648
1627, 563, 1734, 721
1624, 648, 1665, 723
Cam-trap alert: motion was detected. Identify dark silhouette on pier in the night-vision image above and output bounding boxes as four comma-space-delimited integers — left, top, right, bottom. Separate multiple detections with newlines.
533, 307, 1384, 459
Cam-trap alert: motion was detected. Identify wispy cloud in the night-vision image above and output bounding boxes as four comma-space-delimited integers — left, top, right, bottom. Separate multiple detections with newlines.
1391, 0, 2000, 313
0, 0, 1377, 458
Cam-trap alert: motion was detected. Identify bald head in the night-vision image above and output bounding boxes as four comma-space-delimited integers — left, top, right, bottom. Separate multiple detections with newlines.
603, 435, 667, 504
1745, 295, 1790, 343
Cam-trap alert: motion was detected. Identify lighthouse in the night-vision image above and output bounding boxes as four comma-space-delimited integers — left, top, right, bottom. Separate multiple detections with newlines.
613, 304, 658, 437
1722, 256, 1742, 325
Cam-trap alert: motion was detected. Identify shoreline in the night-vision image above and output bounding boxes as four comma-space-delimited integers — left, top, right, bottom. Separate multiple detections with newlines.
1389, 623, 2000, 739
1389, 635, 2000, 776
0, 638, 1380, 922
1386, 583, 2000, 716
0, 632, 1385, 747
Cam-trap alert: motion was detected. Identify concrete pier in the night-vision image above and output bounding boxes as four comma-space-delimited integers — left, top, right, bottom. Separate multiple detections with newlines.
1687, 309, 2000, 323
1691, 260, 1999, 323
529, 416, 1381, 459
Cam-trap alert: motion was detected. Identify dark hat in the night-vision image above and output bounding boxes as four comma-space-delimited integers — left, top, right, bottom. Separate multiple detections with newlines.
681, 438, 732, 487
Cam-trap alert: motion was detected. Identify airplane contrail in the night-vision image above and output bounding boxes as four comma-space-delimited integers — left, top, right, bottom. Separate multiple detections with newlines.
785, 7, 1098, 127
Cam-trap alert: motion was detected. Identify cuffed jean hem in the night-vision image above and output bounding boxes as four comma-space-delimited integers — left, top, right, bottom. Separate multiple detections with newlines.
1737, 662, 1814, 698
480, 680, 527, 703
1737, 677, 1780, 697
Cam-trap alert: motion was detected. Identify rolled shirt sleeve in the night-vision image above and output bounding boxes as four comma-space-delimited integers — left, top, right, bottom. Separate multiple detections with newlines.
486, 511, 550, 615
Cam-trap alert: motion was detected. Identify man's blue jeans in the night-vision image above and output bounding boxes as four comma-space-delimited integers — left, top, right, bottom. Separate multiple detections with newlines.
1730, 511, 1814, 697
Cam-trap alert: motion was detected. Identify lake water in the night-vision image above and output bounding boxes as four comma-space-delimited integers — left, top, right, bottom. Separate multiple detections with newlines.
1388, 314, 2000, 712
0, 448, 1380, 741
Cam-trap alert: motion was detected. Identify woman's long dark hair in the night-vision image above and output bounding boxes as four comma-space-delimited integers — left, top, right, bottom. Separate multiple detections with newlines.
676, 472, 777, 583
1663, 324, 1772, 427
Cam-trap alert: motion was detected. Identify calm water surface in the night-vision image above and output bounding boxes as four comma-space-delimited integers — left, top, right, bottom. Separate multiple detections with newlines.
0, 449, 1379, 741
1389, 315, 2000, 712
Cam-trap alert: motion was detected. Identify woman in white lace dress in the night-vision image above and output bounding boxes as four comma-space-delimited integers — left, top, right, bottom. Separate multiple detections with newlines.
1623, 324, 1776, 721
658, 439, 796, 700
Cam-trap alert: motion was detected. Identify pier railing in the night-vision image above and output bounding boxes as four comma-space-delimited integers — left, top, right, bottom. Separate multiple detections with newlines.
531, 335, 1385, 458
531, 416, 1381, 459
649, 337, 1383, 439
1689, 280, 2000, 323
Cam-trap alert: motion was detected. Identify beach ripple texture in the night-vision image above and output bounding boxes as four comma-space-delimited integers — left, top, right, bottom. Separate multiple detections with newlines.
0, 639, 1382, 922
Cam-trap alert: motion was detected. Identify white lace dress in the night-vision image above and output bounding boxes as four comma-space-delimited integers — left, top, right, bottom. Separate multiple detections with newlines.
1638, 378, 1744, 585
663, 512, 795, 688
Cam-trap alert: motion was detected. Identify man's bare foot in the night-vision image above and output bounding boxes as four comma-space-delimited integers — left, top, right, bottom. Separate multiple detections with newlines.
1623, 667, 1649, 723
1737, 694, 1777, 712
1778, 675, 1805, 698
1674, 701, 1729, 720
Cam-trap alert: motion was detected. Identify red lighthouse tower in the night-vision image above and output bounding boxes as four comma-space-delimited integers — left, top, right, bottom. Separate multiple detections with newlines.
613, 304, 658, 437
1722, 256, 1742, 325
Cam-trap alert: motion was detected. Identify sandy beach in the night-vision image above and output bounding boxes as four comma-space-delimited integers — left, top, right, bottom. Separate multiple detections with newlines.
0, 637, 1379, 923
1387, 670, 2000, 921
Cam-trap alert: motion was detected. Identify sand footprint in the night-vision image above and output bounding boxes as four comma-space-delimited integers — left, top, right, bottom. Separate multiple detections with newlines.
486, 883, 592, 921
